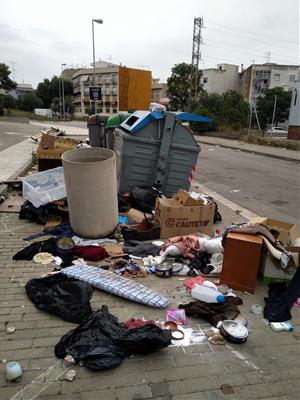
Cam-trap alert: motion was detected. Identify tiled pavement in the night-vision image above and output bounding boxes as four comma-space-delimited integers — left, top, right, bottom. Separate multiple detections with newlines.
0, 204, 299, 400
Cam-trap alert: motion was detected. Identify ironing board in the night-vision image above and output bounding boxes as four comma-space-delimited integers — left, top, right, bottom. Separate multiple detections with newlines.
61, 264, 169, 308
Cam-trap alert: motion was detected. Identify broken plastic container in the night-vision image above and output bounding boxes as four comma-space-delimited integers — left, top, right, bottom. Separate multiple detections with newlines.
22, 167, 66, 207
191, 285, 225, 303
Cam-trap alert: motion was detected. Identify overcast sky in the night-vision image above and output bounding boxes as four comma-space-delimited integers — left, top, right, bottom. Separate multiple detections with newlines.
1, 0, 299, 87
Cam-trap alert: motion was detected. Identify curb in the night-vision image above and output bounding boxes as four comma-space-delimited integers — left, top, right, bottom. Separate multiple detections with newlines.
196, 140, 299, 163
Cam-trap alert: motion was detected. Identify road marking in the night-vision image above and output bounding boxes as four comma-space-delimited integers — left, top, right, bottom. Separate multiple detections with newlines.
4, 132, 25, 135
191, 181, 260, 220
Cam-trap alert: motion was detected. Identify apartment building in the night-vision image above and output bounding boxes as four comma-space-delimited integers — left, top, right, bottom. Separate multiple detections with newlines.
9, 83, 34, 99
151, 78, 168, 104
72, 61, 151, 116
240, 63, 300, 103
201, 64, 240, 94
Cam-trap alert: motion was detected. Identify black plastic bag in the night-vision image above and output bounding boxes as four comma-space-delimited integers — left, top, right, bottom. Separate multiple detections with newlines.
55, 305, 172, 370
19, 200, 48, 225
128, 185, 162, 214
26, 274, 93, 324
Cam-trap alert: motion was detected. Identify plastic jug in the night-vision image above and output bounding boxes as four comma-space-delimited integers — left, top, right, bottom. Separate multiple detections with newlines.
191, 285, 225, 303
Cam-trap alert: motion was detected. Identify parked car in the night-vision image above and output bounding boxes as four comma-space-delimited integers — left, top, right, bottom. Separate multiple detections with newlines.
266, 126, 288, 135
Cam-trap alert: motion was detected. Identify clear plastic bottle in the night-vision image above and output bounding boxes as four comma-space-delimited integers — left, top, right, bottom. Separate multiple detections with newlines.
191, 285, 225, 303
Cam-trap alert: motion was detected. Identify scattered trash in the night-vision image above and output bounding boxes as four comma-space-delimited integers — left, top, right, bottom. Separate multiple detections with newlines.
6, 361, 22, 382
220, 384, 235, 395
230, 190, 240, 193
204, 328, 226, 345
270, 322, 294, 332
33, 252, 53, 265
64, 369, 76, 382
250, 304, 262, 315
166, 308, 187, 325
64, 355, 76, 365
6, 326, 16, 334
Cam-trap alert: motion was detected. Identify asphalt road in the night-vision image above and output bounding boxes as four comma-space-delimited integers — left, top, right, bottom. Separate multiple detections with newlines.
0, 120, 41, 151
195, 143, 300, 230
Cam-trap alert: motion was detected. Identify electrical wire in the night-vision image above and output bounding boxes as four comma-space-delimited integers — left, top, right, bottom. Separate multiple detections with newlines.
203, 26, 298, 51
205, 38, 299, 62
206, 20, 298, 45
203, 43, 299, 65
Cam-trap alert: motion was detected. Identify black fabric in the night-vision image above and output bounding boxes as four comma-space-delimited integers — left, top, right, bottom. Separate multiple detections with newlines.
55, 305, 172, 370
264, 267, 300, 322
13, 238, 58, 260
26, 274, 93, 324
13, 238, 75, 266
123, 240, 161, 257
128, 186, 162, 214
19, 200, 48, 225
179, 297, 243, 327
188, 252, 214, 275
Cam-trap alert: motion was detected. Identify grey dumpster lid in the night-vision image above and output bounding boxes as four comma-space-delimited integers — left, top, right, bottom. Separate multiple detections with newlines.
120, 111, 213, 133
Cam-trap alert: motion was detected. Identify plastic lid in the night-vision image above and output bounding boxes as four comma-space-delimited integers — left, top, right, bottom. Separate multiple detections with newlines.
216, 294, 225, 303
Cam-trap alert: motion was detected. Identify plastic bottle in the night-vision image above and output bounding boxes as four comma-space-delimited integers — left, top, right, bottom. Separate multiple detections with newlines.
191, 285, 225, 303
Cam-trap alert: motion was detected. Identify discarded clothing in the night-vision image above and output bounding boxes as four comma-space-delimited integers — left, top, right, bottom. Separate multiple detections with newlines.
72, 237, 117, 246
264, 267, 300, 322
123, 240, 161, 257
19, 200, 48, 225
189, 252, 214, 275
179, 297, 243, 327
128, 185, 162, 214
13, 238, 58, 260
161, 235, 201, 259
23, 223, 75, 242
122, 318, 161, 329
113, 259, 146, 278
61, 264, 169, 308
74, 245, 108, 261
55, 305, 172, 370
26, 274, 93, 324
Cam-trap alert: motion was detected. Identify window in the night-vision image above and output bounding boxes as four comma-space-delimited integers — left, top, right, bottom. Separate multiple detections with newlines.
274, 73, 280, 81
203, 77, 208, 83
289, 75, 295, 82
113, 109, 117, 113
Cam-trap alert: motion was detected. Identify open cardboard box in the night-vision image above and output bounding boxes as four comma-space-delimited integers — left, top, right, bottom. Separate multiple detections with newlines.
250, 217, 298, 247
155, 189, 215, 239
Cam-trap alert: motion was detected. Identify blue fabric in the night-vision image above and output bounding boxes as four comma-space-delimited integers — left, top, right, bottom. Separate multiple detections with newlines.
174, 112, 213, 123
62, 264, 169, 308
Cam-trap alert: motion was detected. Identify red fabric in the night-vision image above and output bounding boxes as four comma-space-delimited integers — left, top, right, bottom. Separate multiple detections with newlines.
74, 245, 108, 261
161, 235, 201, 258
122, 318, 162, 330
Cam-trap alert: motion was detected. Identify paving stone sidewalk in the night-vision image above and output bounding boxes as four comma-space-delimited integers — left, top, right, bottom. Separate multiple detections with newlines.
0, 202, 299, 400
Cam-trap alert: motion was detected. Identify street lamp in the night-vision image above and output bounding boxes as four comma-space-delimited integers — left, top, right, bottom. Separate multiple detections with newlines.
61, 63, 67, 120
92, 18, 103, 114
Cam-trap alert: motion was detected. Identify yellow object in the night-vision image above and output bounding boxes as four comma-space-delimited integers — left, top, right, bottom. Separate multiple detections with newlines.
33, 252, 53, 265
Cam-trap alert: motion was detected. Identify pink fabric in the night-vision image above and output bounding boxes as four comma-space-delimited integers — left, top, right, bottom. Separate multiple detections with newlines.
122, 318, 162, 329
162, 234, 200, 258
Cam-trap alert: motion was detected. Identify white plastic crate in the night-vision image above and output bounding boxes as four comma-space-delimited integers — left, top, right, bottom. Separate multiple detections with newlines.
22, 167, 66, 207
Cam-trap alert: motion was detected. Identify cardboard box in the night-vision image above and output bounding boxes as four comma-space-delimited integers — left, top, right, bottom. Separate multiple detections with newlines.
155, 190, 215, 239
250, 217, 298, 247
259, 250, 296, 284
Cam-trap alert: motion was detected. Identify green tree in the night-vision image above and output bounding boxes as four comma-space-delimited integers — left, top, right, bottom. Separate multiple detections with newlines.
167, 63, 202, 111
3, 94, 17, 109
52, 96, 74, 114
191, 90, 249, 132
36, 76, 73, 107
18, 92, 43, 112
0, 63, 16, 90
256, 87, 291, 129
0, 94, 4, 116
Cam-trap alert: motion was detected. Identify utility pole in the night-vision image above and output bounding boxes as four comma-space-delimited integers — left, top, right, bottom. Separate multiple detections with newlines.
9, 61, 16, 82
61, 63, 66, 120
189, 17, 203, 109
58, 75, 62, 118
271, 94, 277, 127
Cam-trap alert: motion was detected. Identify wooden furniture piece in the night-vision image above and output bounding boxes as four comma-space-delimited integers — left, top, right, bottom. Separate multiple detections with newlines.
220, 232, 263, 294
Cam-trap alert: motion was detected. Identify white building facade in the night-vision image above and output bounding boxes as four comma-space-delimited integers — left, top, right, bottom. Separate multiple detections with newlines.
201, 64, 240, 94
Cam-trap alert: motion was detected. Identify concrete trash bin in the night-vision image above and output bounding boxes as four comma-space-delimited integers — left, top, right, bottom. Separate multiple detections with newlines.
62, 148, 118, 238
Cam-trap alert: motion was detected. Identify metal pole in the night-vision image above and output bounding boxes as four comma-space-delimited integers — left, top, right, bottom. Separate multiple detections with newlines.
253, 100, 261, 131
271, 94, 277, 127
58, 75, 62, 118
61, 65, 65, 120
248, 100, 253, 132
92, 20, 96, 114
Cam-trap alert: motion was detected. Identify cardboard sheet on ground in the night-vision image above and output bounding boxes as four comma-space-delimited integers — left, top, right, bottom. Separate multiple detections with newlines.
61, 264, 169, 308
